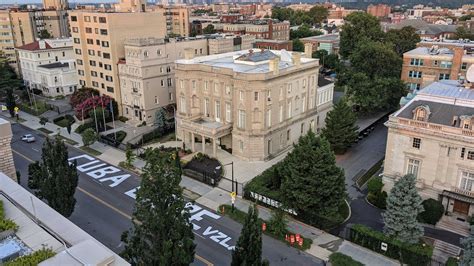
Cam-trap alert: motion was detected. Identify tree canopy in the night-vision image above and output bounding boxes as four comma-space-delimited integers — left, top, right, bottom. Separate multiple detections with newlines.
280, 131, 346, 222
383, 174, 424, 244
231, 204, 264, 266
292, 38, 304, 52
28, 136, 78, 217
385, 26, 420, 57
272, 6, 328, 26
121, 149, 195, 265
290, 24, 322, 39
322, 99, 359, 154
203, 24, 217, 34
0, 52, 21, 94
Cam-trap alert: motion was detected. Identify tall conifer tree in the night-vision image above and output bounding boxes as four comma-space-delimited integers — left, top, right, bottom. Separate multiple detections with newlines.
121, 149, 195, 265
231, 204, 263, 266
322, 99, 358, 154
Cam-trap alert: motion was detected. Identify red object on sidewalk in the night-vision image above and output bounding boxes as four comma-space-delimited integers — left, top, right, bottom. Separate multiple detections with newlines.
295, 234, 300, 241
285, 234, 289, 242
262, 223, 266, 231
298, 238, 303, 247
290, 235, 295, 244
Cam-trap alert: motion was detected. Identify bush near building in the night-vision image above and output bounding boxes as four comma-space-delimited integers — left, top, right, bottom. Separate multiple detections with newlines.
0, 201, 18, 232
329, 252, 364, 266
5, 248, 55, 266
367, 176, 387, 209
348, 224, 432, 266
417, 199, 444, 225
53, 114, 75, 127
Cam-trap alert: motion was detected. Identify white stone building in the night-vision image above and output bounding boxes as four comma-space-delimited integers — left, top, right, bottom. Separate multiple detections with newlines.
383, 80, 474, 233
16, 38, 78, 97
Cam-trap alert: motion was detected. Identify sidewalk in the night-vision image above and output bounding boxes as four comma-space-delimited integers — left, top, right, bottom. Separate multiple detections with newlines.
6, 109, 400, 265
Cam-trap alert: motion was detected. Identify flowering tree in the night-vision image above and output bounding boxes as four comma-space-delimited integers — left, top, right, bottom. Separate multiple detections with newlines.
75, 95, 112, 120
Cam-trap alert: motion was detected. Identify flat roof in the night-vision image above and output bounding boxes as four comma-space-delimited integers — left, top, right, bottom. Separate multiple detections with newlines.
38, 62, 69, 69
404, 46, 453, 57
419, 80, 474, 100
301, 34, 339, 42
176, 49, 317, 74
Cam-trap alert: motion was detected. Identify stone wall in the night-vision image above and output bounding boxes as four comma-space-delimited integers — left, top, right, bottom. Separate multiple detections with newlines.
0, 119, 16, 181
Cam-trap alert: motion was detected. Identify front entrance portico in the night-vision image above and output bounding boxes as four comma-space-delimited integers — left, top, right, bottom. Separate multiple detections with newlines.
179, 118, 232, 157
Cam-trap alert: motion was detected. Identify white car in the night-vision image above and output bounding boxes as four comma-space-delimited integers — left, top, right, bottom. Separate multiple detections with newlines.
21, 134, 35, 143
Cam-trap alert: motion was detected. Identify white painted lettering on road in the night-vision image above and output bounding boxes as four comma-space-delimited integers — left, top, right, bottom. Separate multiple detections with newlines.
124, 187, 139, 199
99, 174, 130, 187
87, 166, 121, 179
78, 161, 106, 172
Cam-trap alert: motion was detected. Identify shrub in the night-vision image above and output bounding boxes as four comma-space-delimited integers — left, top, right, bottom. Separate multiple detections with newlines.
81, 128, 97, 147
417, 199, 444, 225
75, 122, 94, 133
107, 131, 126, 143
5, 248, 55, 266
367, 176, 387, 209
53, 115, 75, 127
446, 257, 459, 266
329, 252, 364, 266
118, 116, 128, 122
349, 224, 433, 265
0, 201, 18, 232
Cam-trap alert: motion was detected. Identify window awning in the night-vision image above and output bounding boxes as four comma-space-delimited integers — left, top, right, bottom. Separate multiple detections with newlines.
442, 190, 474, 204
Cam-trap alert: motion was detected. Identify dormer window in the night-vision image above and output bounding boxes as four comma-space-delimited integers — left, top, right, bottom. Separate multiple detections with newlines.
460, 115, 474, 130
413, 106, 430, 122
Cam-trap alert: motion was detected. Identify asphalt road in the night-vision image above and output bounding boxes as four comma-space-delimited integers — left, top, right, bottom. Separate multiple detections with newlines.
11, 122, 322, 266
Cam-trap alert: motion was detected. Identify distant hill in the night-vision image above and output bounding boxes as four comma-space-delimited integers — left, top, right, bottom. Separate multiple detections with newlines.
337, 0, 469, 9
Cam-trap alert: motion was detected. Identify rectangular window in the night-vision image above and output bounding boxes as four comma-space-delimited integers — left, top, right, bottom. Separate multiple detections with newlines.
91, 71, 97, 77
75, 49, 81, 55
88, 49, 95, 56
462, 62, 468, 70
413, 138, 421, 149
226, 103, 231, 122
71, 16, 77, 21
90, 60, 96, 66
180, 96, 186, 113
92, 81, 99, 87
287, 129, 291, 141
240, 90, 244, 100
462, 147, 466, 159
84, 16, 90, 22
74, 38, 80, 44
410, 58, 424, 66
266, 109, 271, 127
254, 92, 259, 101
215, 101, 221, 120
460, 171, 474, 191
468, 151, 474, 160
104, 64, 111, 70
287, 101, 292, 118
103, 53, 110, 59
105, 75, 113, 82
85, 27, 92, 33
99, 17, 107, 23
279, 105, 283, 122
106, 86, 114, 93
238, 110, 246, 129
87, 38, 93, 44
100, 29, 108, 35
407, 83, 421, 91
408, 71, 422, 79
204, 81, 208, 91
406, 158, 420, 178
204, 98, 209, 117
440, 61, 452, 68
439, 73, 450, 80
102, 41, 109, 47
77, 59, 83, 65
72, 27, 79, 33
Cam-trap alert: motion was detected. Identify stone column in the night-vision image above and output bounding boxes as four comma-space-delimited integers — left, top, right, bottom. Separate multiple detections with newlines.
0, 119, 17, 181
202, 135, 205, 153
191, 132, 195, 152
212, 138, 217, 157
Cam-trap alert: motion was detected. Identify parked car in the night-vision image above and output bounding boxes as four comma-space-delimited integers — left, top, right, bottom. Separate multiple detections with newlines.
21, 134, 35, 143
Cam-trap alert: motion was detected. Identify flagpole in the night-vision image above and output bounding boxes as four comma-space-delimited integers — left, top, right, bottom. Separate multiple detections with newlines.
92, 93, 99, 133
109, 100, 117, 140
100, 96, 106, 133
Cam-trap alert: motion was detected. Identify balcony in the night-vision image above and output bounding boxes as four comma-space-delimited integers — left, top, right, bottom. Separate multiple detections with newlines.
393, 117, 474, 138
179, 117, 232, 138
452, 187, 474, 198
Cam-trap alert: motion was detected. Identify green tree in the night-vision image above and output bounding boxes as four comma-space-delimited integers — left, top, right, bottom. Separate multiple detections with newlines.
292, 38, 304, 52
0, 52, 21, 95
385, 26, 420, 57
383, 174, 424, 244
461, 226, 474, 266
454, 27, 474, 41
38, 29, 51, 39
6, 88, 16, 117
155, 107, 167, 135
268, 208, 287, 238
81, 128, 97, 147
231, 204, 263, 266
125, 144, 136, 167
308, 6, 328, 25
290, 24, 322, 39
203, 24, 216, 34
321, 99, 358, 154
349, 41, 402, 79
339, 12, 384, 59
280, 132, 346, 222
121, 149, 195, 265
27, 136, 78, 217
312, 50, 339, 69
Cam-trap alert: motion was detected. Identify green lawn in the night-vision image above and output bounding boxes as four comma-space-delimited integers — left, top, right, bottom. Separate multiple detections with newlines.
19, 101, 49, 116
80, 146, 102, 156
37, 128, 53, 135
56, 135, 78, 146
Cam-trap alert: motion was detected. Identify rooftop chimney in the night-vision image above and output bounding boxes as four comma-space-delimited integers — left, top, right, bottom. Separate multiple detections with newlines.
269, 57, 280, 75
39, 40, 46, 49
184, 48, 194, 60
292, 52, 301, 67
304, 43, 312, 58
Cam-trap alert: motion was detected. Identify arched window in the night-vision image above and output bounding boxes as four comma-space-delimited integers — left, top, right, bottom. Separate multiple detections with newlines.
413, 106, 430, 122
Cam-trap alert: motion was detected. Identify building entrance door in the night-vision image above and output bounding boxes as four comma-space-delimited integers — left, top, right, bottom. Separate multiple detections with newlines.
453, 200, 470, 215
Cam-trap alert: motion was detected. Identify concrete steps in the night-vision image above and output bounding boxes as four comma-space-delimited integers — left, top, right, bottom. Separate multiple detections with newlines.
432, 240, 461, 263
436, 216, 470, 237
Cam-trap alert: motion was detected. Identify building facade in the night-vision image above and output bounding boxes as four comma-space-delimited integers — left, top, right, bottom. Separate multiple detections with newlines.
158, 6, 190, 37
69, 10, 166, 111
301, 34, 340, 55
367, 4, 391, 18
214, 20, 290, 41
254, 39, 292, 51
208, 34, 254, 54
0, 10, 17, 72
43, 0, 69, 10
175, 48, 333, 161
119, 37, 208, 125
17, 38, 78, 97
383, 80, 474, 227
401, 40, 474, 91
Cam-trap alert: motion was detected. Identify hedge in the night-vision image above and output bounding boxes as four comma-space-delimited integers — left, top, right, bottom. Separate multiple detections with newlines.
75, 121, 95, 134
445, 257, 459, 266
329, 252, 364, 266
349, 224, 433, 266
0, 201, 18, 232
417, 199, 444, 225
5, 248, 55, 266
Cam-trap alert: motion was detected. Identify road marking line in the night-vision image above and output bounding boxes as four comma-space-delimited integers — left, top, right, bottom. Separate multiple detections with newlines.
13, 149, 214, 266
32, 148, 39, 152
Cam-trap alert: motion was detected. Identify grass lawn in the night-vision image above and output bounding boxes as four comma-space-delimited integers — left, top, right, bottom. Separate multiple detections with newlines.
20, 101, 49, 116
217, 204, 313, 251
80, 146, 102, 156
37, 128, 53, 135
56, 135, 78, 146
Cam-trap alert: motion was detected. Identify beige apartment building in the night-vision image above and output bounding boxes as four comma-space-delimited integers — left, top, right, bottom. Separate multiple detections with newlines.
383, 80, 474, 232
0, 10, 17, 71
69, 10, 166, 110
402, 40, 474, 91
43, 0, 69, 10
119, 37, 208, 125
208, 34, 254, 55
161, 6, 190, 37
175, 46, 333, 161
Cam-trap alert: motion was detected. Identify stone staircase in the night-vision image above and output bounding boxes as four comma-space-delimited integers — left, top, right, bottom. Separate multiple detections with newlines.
436, 215, 470, 237
432, 240, 461, 264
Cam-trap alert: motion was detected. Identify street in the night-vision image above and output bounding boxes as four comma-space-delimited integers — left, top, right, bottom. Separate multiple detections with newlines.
11, 122, 322, 266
